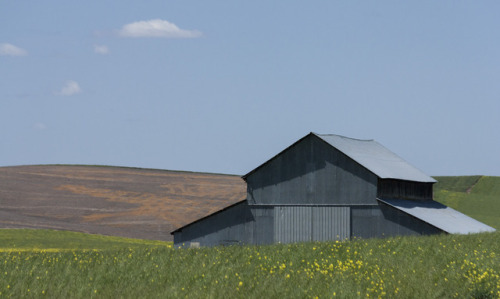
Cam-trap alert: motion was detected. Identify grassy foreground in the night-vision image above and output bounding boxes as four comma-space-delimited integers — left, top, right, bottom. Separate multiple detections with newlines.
0, 229, 171, 251
0, 230, 499, 298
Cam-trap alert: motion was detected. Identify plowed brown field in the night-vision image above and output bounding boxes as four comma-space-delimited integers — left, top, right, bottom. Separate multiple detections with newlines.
0, 165, 246, 241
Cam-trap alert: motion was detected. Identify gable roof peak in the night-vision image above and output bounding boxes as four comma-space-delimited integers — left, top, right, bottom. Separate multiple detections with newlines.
312, 132, 374, 142
243, 132, 436, 183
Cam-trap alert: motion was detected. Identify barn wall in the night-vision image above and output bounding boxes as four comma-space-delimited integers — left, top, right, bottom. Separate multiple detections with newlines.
251, 206, 274, 245
351, 204, 442, 239
173, 203, 275, 247
274, 206, 350, 243
174, 203, 356, 246
173, 202, 443, 247
377, 179, 433, 201
173, 201, 253, 247
246, 135, 378, 205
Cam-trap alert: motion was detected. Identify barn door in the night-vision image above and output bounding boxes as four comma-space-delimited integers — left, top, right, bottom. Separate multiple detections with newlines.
274, 206, 350, 244
274, 206, 312, 244
312, 206, 350, 241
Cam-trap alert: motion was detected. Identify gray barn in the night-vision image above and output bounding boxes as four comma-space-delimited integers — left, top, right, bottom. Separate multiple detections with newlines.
172, 133, 494, 246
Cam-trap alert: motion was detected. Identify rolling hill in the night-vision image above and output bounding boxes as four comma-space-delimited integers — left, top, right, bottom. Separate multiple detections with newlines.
0, 165, 246, 241
433, 175, 500, 230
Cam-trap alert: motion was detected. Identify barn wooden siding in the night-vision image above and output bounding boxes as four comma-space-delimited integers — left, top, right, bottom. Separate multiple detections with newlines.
173, 201, 444, 247
173, 202, 276, 247
274, 206, 350, 243
245, 135, 378, 206
377, 179, 433, 201
350, 205, 442, 238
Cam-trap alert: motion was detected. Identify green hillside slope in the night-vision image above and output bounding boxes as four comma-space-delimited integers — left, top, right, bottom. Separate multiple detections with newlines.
433, 176, 500, 230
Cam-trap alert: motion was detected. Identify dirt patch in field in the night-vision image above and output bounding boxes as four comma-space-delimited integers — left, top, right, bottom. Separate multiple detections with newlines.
0, 165, 246, 241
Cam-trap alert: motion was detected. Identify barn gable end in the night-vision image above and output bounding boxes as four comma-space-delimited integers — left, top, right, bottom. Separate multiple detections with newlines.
244, 134, 378, 205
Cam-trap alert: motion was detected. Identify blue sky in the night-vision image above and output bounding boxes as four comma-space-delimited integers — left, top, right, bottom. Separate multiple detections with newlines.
1, 1, 499, 176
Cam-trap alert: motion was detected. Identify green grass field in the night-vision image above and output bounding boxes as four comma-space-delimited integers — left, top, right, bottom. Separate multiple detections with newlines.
0, 229, 499, 298
0, 229, 171, 251
434, 176, 500, 230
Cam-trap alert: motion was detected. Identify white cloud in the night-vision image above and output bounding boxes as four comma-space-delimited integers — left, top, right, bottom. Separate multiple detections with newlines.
119, 19, 201, 38
0, 43, 27, 56
94, 45, 109, 54
57, 80, 82, 96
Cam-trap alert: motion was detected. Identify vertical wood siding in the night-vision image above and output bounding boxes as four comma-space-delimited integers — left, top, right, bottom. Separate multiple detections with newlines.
274, 206, 350, 244
312, 206, 350, 241
246, 135, 378, 206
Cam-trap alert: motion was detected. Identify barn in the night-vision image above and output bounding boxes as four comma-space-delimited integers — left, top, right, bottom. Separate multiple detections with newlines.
171, 133, 495, 247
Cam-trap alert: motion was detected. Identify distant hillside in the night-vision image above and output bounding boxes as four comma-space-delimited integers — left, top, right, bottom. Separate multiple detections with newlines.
433, 176, 500, 230
0, 165, 246, 241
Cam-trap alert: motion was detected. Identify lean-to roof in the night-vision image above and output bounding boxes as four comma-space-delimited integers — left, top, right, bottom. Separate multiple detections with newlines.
378, 198, 496, 234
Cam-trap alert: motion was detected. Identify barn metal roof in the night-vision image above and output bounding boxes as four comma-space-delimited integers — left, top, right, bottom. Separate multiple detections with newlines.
378, 198, 496, 234
314, 133, 436, 183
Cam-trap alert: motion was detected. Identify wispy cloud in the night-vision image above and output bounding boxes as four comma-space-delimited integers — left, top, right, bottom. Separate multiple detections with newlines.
94, 45, 109, 54
33, 122, 48, 131
0, 43, 28, 56
57, 80, 82, 96
118, 19, 201, 38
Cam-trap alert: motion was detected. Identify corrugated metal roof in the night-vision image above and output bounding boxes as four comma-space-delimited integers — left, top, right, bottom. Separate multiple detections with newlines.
378, 198, 496, 234
315, 133, 436, 183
